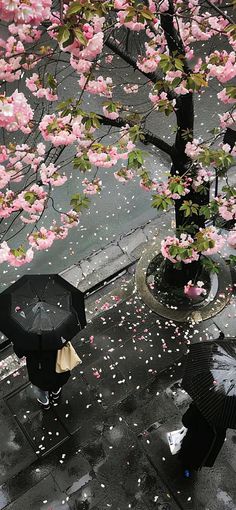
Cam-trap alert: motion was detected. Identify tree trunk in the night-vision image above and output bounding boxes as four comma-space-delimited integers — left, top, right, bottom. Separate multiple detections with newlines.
160, 2, 209, 234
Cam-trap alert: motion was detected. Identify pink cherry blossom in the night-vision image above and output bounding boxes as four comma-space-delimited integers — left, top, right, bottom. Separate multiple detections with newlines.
7, 247, 34, 267
0, 0, 51, 24
61, 210, 80, 229
137, 44, 161, 73
70, 56, 93, 74
81, 32, 104, 60
185, 139, 203, 158
123, 84, 139, 94
206, 51, 236, 83
50, 221, 69, 240
184, 280, 207, 298
192, 167, 213, 189
0, 91, 33, 133
114, 168, 134, 183
0, 166, 11, 189
219, 111, 236, 129
199, 226, 225, 255
217, 88, 236, 105
39, 163, 67, 186
26, 73, 58, 101
161, 234, 199, 264
79, 75, 113, 98
0, 241, 10, 263
218, 197, 236, 221
82, 177, 102, 195
28, 227, 55, 250
116, 10, 147, 31
102, 106, 119, 120
0, 190, 18, 218
13, 184, 47, 215
39, 113, 78, 146
227, 230, 236, 249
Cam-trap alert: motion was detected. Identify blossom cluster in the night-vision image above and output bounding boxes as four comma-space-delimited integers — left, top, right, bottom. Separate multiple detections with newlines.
216, 196, 236, 222
0, 142, 46, 188
149, 91, 176, 113
0, 0, 51, 24
184, 280, 207, 299
26, 73, 58, 101
155, 175, 192, 199
0, 91, 33, 133
82, 177, 102, 195
39, 113, 96, 147
206, 51, 236, 84
161, 227, 225, 264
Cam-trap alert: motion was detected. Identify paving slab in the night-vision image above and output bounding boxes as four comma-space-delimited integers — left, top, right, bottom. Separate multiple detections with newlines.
67, 478, 113, 509
4, 474, 69, 510
0, 400, 36, 486
0, 462, 51, 510
52, 376, 104, 435
96, 419, 180, 510
6, 384, 69, 456
81, 354, 125, 388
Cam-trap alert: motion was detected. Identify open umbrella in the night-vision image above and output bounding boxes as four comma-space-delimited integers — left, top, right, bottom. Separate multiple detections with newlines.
0, 274, 86, 351
182, 339, 236, 429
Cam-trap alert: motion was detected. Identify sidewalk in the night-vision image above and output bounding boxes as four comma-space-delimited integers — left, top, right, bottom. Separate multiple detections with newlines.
0, 257, 236, 510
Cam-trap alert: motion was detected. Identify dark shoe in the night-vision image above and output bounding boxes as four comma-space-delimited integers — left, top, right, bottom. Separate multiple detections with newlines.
37, 396, 50, 410
50, 387, 62, 404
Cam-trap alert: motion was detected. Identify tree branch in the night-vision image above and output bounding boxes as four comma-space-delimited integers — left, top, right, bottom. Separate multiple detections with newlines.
105, 38, 158, 84
99, 114, 173, 156
203, 0, 234, 24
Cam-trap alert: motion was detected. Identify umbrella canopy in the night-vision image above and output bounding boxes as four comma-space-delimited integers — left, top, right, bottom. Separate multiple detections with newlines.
0, 274, 86, 351
182, 339, 236, 429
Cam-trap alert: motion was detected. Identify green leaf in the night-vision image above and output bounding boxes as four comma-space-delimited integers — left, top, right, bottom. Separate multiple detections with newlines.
24, 192, 36, 205
47, 73, 57, 90
70, 193, 90, 212
140, 9, 154, 19
73, 28, 87, 45
227, 254, 236, 266
151, 194, 173, 211
57, 26, 71, 45
201, 257, 220, 274
66, 1, 82, 16
174, 58, 184, 71
199, 205, 211, 219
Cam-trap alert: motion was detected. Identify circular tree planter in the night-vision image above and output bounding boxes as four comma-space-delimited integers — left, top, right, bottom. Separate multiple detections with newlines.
135, 239, 232, 323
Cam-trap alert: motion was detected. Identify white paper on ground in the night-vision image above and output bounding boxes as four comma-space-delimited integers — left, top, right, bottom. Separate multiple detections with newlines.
167, 426, 188, 455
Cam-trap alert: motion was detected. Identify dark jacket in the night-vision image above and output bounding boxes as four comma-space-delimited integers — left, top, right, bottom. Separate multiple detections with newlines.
179, 403, 226, 470
13, 343, 70, 391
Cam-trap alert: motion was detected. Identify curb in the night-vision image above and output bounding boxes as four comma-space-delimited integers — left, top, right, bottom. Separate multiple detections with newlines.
60, 210, 173, 293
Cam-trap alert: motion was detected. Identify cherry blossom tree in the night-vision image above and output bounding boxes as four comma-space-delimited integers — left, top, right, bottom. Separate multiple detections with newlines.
0, 0, 236, 289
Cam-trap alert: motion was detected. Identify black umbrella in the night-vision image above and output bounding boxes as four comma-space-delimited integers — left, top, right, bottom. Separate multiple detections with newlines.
0, 274, 86, 351
182, 339, 236, 429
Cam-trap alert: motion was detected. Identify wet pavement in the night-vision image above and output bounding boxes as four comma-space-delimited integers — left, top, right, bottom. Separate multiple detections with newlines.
0, 272, 236, 510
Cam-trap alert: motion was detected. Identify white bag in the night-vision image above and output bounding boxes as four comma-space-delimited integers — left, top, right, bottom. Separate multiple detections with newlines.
167, 426, 187, 455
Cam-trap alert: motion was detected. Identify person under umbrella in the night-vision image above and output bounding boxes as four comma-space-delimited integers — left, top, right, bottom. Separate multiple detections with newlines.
0, 274, 86, 410
179, 337, 236, 476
